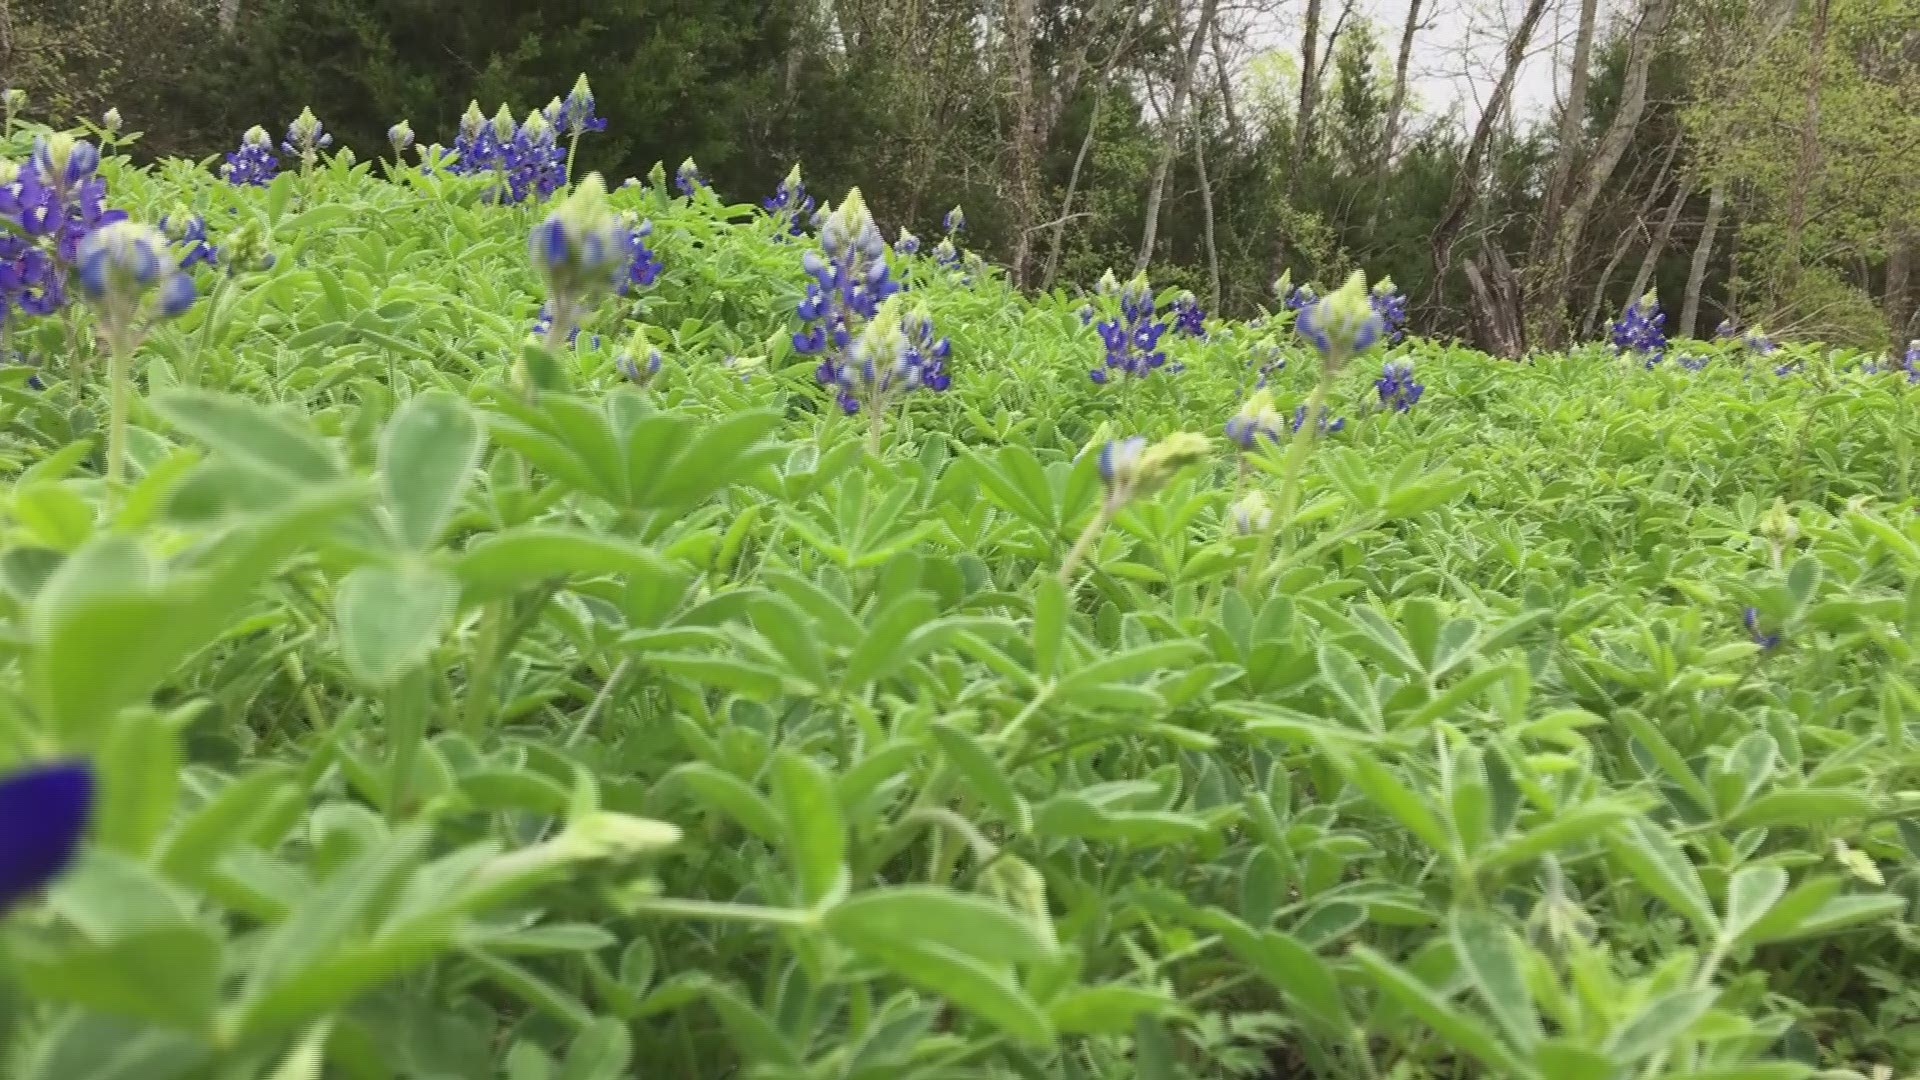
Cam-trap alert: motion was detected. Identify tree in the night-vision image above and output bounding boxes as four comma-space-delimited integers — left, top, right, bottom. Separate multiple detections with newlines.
1136, 0, 1218, 272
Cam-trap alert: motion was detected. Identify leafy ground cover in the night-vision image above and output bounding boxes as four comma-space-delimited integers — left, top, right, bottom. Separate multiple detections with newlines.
2, 114, 1918, 1080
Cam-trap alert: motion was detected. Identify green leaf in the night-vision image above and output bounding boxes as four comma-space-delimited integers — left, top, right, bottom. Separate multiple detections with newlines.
826, 886, 1056, 966
381, 391, 484, 550
842, 934, 1055, 1045
1721, 865, 1788, 944
750, 594, 831, 688
457, 529, 673, 602
1449, 909, 1540, 1051
1352, 946, 1530, 1076
772, 751, 847, 908
667, 763, 781, 844
1745, 892, 1907, 943
95, 711, 181, 858
1032, 575, 1066, 679
1318, 644, 1382, 729
931, 722, 1030, 832
1208, 914, 1347, 1032
1133, 1014, 1178, 1080
13, 926, 222, 1031
1609, 819, 1718, 937
1662, 1066, 1811, 1080
1342, 754, 1451, 856
1729, 789, 1878, 830
1531, 1040, 1619, 1080
700, 981, 802, 1068
335, 562, 459, 689
557, 1018, 632, 1080
1054, 641, 1201, 701
1604, 988, 1716, 1063
153, 390, 341, 485
1046, 985, 1173, 1035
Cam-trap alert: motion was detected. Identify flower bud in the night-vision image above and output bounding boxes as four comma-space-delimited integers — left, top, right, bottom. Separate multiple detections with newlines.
221, 220, 276, 276
2, 88, 25, 116
521, 107, 553, 144
1295, 271, 1386, 366
243, 125, 272, 149
32, 133, 100, 188
1229, 491, 1274, 536
102, 107, 123, 133
618, 342, 663, 387
1273, 271, 1292, 299
1225, 390, 1285, 451
0, 160, 16, 186
287, 107, 330, 156
490, 105, 517, 144
943, 206, 966, 234
335, 146, 356, 169
1096, 269, 1121, 296
388, 120, 414, 156
895, 227, 919, 255
529, 173, 626, 302
675, 157, 704, 194
460, 102, 487, 142
1098, 432, 1210, 509
1759, 498, 1799, 547
77, 221, 196, 328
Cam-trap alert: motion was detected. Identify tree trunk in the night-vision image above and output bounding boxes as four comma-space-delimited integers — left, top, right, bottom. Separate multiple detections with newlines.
1781, 0, 1830, 288
1211, 21, 1245, 144
218, 0, 242, 32
1005, 0, 1040, 286
1135, 0, 1219, 273
1627, 162, 1695, 303
1528, 0, 1599, 262
1679, 182, 1724, 339
1465, 247, 1528, 358
1043, 79, 1109, 291
1888, 223, 1916, 344
1194, 127, 1221, 307
1579, 135, 1683, 337
1427, 0, 1553, 308
1292, 0, 1326, 174
1364, 0, 1423, 232
1530, 0, 1677, 347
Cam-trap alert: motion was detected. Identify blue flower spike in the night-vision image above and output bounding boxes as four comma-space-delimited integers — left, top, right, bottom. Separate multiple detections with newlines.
0, 759, 93, 913
1295, 271, 1385, 368
1375, 356, 1424, 412
1225, 390, 1286, 451
388, 120, 415, 159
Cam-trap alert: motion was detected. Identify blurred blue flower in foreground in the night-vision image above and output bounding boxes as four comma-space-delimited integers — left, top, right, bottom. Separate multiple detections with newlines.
1744, 607, 1780, 651
1224, 390, 1285, 451
1291, 404, 1345, 435
0, 760, 92, 913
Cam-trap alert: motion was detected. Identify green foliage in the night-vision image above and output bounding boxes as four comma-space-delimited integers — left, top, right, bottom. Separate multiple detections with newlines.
2, 125, 1919, 1080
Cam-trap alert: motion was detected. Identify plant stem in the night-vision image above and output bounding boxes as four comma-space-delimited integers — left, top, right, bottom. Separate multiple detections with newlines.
1273, 367, 1334, 559
106, 335, 131, 502
1057, 506, 1112, 584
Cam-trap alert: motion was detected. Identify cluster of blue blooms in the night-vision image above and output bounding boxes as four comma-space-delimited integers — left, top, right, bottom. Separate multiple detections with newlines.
443, 103, 568, 205
763, 165, 815, 239
1375, 357, 1424, 412
1, 135, 125, 327
1088, 272, 1170, 384
221, 126, 279, 187
1169, 291, 1206, 338
1370, 279, 1408, 344
675, 159, 708, 198
1610, 291, 1667, 365
794, 190, 950, 414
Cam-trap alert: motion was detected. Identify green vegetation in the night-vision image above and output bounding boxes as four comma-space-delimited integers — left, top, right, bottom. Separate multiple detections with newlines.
0, 112, 1916, 1079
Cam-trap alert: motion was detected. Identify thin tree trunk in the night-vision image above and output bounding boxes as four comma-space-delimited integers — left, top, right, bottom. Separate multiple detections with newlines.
1365, 0, 1423, 232
1579, 135, 1683, 336
1195, 127, 1221, 306
1005, 0, 1040, 286
1292, 0, 1327, 177
1529, 0, 1599, 262
1628, 162, 1695, 302
1313, 0, 1357, 94
1135, 0, 1219, 273
1888, 223, 1916, 343
1043, 81, 1109, 290
1531, 0, 1677, 347
1427, 0, 1553, 308
1211, 21, 1245, 144
1679, 182, 1724, 339
218, 0, 242, 31
1781, 0, 1829, 287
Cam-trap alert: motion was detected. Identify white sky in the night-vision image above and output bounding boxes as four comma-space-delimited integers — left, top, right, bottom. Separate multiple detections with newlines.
1229, 0, 1623, 132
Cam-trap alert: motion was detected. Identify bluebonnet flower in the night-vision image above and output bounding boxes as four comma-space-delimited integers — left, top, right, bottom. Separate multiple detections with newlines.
1169, 290, 1206, 338
942, 206, 966, 236
222, 126, 279, 186
1774, 358, 1804, 377
933, 237, 965, 273
617, 336, 663, 388
1742, 327, 1777, 354
1229, 491, 1274, 536
1095, 432, 1210, 512
1370, 277, 1408, 343
1609, 290, 1666, 363
442, 103, 565, 204
1678, 353, 1710, 371
281, 107, 333, 170
1224, 390, 1286, 451
1088, 273, 1169, 384
2, 88, 25, 124
101, 108, 123, 136
1743, 607, 1780, 651
160, 212, 217, 271
1899, 339, 1920, 384
621, 216, 662, 293
895, 228, 920, 256
554, 75, 607, 138
764, 165, 815, 238
822, 296, 947, 415
675, 158, 708, 197
1375, 357, 1424, 412
529, 174, 626, 342
388, 120, 414, 159
1295, 272, 1386, 368
1282, 277, 1318, 313
1715, 318, 1739, 340
78, 221, 197, 331
0, 138, 126, 325
0, 760, 93, 912
795, 188, 901, 365
1291, 404, 1345, 435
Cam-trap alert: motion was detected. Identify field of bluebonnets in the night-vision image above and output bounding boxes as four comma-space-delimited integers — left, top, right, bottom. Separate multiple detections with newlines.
2, 85, 1919, 1080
